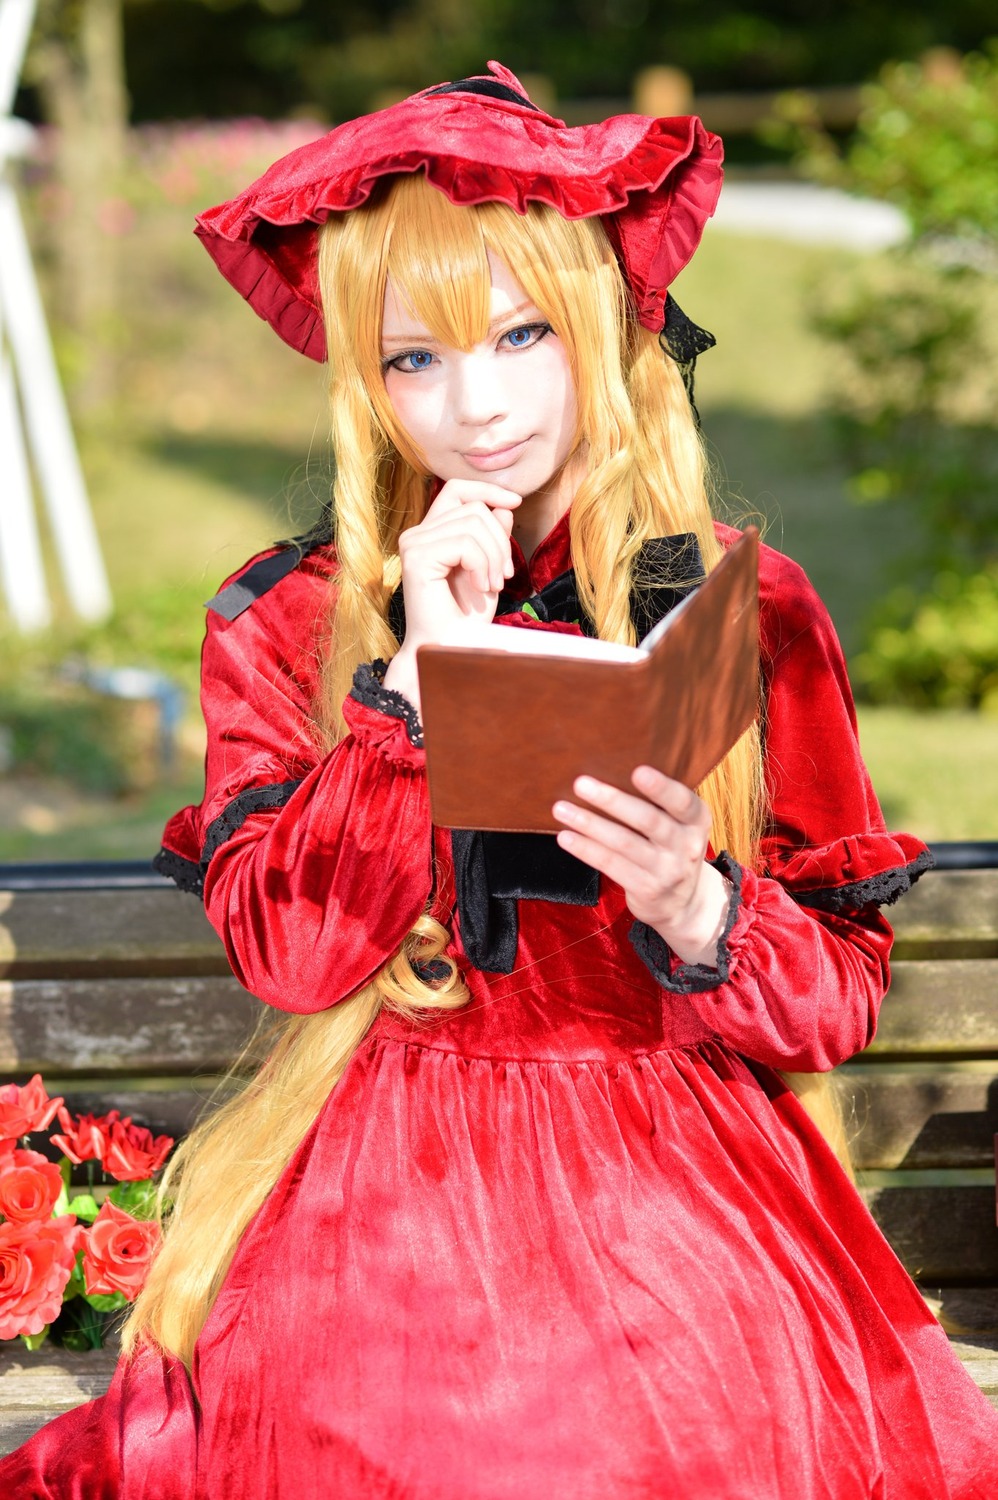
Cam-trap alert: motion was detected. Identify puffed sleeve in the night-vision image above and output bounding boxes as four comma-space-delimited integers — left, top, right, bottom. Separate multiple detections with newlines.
630, 542, 932, 1072
156, 550, 434, 1013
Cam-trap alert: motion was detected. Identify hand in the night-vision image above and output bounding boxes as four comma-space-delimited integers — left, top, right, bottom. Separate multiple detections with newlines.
384, 480, 521, 711
553, 766, 732, 969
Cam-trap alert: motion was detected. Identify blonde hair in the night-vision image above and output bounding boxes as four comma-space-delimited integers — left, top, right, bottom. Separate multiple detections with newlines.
125, 173, 838, 1368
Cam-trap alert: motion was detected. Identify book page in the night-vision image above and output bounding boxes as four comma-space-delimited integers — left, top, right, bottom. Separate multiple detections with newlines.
434, 622, 641, 664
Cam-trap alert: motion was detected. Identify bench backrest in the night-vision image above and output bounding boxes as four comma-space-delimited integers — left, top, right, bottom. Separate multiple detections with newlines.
0, 859, 995, 1294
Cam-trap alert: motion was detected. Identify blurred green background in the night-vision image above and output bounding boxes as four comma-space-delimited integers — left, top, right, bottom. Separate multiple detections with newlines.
2, 2, 996, 858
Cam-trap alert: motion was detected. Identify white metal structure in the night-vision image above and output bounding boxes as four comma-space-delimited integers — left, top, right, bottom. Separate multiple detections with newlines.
0, 0, 111, 628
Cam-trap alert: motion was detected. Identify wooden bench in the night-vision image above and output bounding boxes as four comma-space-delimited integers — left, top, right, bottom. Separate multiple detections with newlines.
0, 848, 996, 1452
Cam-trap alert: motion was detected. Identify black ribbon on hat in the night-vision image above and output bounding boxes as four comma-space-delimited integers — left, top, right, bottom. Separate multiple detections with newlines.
660, 296, 716, 427
393, 533, 706, 973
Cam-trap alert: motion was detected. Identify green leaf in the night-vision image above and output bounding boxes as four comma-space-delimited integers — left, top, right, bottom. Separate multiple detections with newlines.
108, 1179, 158, 1220
53, 1158, 72, 1219
21, 1327, 49, 1352
62, 1252, 87, 1304
66, 1193, 100, 1223
83, 1291, 128, 1314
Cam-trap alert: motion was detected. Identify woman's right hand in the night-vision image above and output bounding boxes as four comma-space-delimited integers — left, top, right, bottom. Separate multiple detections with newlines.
383, 480, 521, 711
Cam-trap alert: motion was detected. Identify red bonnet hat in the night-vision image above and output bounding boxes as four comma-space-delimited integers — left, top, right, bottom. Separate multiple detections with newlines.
195, 61, 723, 362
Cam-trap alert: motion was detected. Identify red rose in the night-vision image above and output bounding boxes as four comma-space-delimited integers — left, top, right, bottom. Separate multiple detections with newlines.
102, 1120, 173, 1183
0, 1217, 77, 1338
82, 1201, 160, 1302
50, 1107, 120, 1166
0, 1149, 64, 1225
0, 1077, 63, 1140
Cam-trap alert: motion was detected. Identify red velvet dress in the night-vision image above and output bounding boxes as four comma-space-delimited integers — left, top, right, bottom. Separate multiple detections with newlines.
4, 518, 997, 1499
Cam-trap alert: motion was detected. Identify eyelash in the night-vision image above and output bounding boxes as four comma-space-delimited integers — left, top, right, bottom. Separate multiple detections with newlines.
382, 322, 552, 374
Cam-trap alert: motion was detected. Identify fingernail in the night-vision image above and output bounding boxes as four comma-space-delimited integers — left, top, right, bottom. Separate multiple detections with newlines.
556, 830, 574, 849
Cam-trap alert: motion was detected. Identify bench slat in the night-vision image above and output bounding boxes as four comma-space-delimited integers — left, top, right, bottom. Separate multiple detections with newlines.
0, 977, 258, 1075
867, 960, 998, 1055
890, 870, 998, 956
1, 1327, 994, 1459
0, 889, 226, 979
861, 1185, 998, 1281
839, 1067, 998, 1171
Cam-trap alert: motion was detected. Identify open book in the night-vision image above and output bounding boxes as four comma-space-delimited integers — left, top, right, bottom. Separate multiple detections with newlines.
416, 527, 760, 833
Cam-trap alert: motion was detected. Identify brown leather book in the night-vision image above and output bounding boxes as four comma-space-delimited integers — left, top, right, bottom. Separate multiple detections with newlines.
417, 527, 760, 833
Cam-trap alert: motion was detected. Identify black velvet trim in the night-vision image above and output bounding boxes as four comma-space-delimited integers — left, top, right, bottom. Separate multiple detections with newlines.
791, 850, 936, 913
452, 828, 601, 975
425, 78, 539, 110
413, 958, 453, 984
201, 781, 303, 868
152, 846, 204, 898
628, 852, 744, 995
387, 587, 407, 645
349, 660, 424, 748
629, 534, 704, 643
452, 829, 519, 974
205, 520, 332, 621
483, 832, 599, 904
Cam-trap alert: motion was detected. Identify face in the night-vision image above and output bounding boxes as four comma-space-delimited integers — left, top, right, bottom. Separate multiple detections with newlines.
380, 254, 579, 502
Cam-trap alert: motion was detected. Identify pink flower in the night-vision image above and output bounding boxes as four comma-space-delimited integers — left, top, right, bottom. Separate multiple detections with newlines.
0, 1218, 77, 1338
0, 1149, 63, 1225
103, 1120, 173, 1183
50, 1107, 120, 1166
83, 1202, 160, 1302
0, 1077, 63, 1140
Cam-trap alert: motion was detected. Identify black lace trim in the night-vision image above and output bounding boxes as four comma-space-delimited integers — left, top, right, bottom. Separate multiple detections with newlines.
349, 660, 424, 748
201, 781, 303, 868
152, 846, 204, 898
791, 850, 936, 914
629, 852, 744, 995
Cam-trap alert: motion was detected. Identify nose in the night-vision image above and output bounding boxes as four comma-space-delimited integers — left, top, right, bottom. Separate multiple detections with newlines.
449, 350, 508, 429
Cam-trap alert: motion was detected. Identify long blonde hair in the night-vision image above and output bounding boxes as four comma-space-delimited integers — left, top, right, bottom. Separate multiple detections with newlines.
125, 174, 837, 1369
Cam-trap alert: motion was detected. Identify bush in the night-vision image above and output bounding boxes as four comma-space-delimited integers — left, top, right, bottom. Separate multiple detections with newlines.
767, 46, 998, 707
765, 42, 998, 246
854, 567, 998, 711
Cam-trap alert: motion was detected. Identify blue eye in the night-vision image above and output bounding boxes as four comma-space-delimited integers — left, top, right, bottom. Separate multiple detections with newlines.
384, 349, 435, 373
500, 322, 551, 351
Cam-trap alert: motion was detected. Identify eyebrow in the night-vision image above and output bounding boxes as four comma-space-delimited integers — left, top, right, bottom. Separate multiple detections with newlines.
380, 299, 540, 347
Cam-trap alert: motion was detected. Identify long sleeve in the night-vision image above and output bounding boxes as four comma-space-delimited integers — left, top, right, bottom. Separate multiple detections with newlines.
158, 548, 435, 1013
631, 538, 931, 1073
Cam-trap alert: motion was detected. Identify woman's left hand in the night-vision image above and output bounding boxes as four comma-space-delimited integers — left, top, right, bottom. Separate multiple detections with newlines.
553, 766, 732, 970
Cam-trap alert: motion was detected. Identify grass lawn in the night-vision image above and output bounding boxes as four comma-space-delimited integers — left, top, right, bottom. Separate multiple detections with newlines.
0, 143, 995, 859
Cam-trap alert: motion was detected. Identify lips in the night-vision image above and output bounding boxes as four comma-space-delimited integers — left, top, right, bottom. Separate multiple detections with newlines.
461, 438, 529, 472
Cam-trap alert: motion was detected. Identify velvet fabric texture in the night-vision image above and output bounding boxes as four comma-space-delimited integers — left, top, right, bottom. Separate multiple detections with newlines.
193, 61, 723, 359
5, 518, 998, 1498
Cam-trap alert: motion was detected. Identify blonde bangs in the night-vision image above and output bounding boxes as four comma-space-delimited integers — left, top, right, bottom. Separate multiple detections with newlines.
382, 174, 492, 350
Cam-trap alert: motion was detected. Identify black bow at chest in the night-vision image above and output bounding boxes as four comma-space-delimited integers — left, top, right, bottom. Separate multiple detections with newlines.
390, 533, 705, 974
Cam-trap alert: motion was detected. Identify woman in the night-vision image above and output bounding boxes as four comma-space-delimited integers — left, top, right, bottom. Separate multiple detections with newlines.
4, 61, 996, 1499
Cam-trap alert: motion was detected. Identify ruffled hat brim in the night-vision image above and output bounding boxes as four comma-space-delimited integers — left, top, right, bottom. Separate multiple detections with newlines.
194, 62, 723, 362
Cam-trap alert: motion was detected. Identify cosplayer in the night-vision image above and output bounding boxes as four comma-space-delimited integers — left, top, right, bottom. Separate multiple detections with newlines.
4, 61, 997, 1499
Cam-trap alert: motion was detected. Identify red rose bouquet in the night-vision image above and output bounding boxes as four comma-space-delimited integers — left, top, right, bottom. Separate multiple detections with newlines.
0, 1076, 174, 1350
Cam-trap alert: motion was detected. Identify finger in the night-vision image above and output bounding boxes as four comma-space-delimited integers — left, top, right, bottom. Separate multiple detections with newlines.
630, 766, 711, 829
429, 480, 523, 518
411, 504, 513, 585
569, 775, 679, 844
404, 511, 511, 592
554, 826, 663, 896
553, 798, 661, 872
